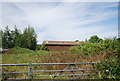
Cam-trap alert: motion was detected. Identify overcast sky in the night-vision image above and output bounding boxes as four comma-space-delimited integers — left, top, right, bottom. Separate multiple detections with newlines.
1, 1, 118, 44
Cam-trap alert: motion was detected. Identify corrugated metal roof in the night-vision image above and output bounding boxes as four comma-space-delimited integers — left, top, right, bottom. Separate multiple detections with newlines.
42, 41, 80, 45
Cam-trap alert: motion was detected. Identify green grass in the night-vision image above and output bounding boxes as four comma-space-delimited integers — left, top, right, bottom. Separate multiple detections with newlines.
1, 44, 118, 79
2, 47, 53, 64
1, 47, 55, 79
1, 47, 98, 79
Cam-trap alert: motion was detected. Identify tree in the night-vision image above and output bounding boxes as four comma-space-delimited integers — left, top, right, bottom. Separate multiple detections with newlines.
0, 30, 2, 50
22, 26, 37, 50
2, 25, 37, 50
14, 34, 24, 47
2, 26, 14, 48
88, 35, 103, 43
13, 26, 21, 46
75, 40, 79, 42
2, 26, 21, 49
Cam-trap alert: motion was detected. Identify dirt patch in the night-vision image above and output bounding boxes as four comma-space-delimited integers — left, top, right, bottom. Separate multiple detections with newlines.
3, 48, 14, 54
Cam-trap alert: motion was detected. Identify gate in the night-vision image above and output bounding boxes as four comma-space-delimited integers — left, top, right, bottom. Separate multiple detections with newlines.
0, 62, 98, 79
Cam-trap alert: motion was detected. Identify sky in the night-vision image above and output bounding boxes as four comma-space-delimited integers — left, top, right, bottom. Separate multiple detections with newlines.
1, 1, 118, 44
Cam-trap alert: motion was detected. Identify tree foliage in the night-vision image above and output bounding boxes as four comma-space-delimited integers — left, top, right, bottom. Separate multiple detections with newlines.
94, 39, 120, 79
94, 56, 120, 79
88, 35, 103, 43
2, 26, 13, 48
2, 25, 37, 50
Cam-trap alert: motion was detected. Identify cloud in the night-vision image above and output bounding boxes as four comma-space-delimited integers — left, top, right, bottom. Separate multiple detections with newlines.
1, 0, 119, 2
2, 2, 118, 43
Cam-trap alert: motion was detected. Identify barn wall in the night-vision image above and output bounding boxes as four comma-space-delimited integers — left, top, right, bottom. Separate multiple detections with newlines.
47, 45, 72, 51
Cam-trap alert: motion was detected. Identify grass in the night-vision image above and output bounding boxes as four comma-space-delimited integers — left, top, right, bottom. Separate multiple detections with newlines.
1, 46, 116, 79
1, 47, 99, 79
1, 37, 119, 79
1, 47, 55, 79
1, 47, 82, 79
2, 47, 53, 64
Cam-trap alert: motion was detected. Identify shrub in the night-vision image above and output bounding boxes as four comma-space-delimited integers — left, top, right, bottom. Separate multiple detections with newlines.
70, 37, 118, 56
94, 56, 120, 79
93, 38, 120, 79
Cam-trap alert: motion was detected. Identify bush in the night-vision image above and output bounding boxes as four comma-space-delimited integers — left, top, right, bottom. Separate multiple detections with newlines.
70, 37, 120, 79
40, 44, 48, 51
94, 56, 120, 79
70, 37, 118, 56
93, 38, 120, 79
70, 42, 105, 55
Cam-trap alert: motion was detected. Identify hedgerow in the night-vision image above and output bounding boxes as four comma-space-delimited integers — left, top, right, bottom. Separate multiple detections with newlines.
70, 36, 120, 79
70, 37, 118, 56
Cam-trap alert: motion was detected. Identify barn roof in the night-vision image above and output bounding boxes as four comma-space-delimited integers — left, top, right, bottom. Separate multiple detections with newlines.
42, 41, 80, 45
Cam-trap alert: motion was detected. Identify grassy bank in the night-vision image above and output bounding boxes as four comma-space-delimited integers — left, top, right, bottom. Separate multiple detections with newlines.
1, 47, 99, 79
2, 47, 53, 64
1, 37, 119, 79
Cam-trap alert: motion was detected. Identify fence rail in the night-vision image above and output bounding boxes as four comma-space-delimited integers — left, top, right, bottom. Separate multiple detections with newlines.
0, 62, 98, 79
0, 62, 97, 66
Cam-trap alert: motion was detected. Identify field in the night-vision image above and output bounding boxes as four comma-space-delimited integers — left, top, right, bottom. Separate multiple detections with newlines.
1, 47, 100, 79
1, 38, 120, 79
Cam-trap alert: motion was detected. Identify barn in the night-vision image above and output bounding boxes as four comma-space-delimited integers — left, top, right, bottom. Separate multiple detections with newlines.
42, 41, 80, 51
